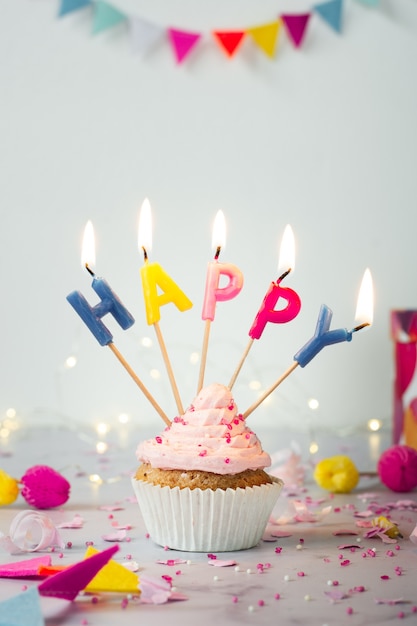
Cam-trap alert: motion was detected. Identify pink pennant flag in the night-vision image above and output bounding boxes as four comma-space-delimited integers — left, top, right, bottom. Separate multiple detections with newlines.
38, 545, 119, 601
168, 28, 201, 64
281, 13, 311, 48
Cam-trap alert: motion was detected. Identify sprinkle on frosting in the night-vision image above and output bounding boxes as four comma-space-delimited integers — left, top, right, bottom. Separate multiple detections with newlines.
136, 383, 271, 475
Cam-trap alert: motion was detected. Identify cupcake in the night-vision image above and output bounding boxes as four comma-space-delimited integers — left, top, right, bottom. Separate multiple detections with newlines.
132, 383, 283, 552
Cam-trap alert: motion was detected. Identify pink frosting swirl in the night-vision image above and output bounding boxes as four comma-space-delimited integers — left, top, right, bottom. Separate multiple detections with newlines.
136, 383, 271, 475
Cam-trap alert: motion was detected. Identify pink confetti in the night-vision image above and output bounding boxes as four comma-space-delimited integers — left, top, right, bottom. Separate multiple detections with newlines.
139, 574, 188, 604
101, 530, 127, 542
0, 555, 51, 577
333, 530, 359, 536
340, 560, 351, 567
374, 597, 405, 605
208, 560, 237, 567
99, 505, 124, 511
57, 514, 84, 529
337, 544, 362, 550
324, 590, 349, 602
269, 530, 293, 538
156, 559, 187, 566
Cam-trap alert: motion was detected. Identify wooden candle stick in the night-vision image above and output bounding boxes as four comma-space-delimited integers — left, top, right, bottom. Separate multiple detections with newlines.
108, 342, 171, 426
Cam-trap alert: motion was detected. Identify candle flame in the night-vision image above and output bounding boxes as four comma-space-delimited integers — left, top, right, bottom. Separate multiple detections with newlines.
81, 220, 95, 270
355, 267, 374, 327
278, 224, 296, 274
212, 210, 226, 254
138, 197, 152, 256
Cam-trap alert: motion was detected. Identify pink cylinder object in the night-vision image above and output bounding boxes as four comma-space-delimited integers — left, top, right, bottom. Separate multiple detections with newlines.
202, 261, 244, 321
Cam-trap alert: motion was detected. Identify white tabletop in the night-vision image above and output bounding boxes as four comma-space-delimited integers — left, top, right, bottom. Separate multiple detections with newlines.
0, 424, 416, 626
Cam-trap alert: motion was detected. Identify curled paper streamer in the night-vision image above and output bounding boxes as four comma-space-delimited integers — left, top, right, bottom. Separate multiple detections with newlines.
0, 510, 64, 554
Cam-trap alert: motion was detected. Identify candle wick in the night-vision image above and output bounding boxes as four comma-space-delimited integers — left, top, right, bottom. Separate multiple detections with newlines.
277, 268, 291, 283
85, 263, 95, 277
142, 246, 148, 262
352, 322, 370, 333
214, 246, 221, 260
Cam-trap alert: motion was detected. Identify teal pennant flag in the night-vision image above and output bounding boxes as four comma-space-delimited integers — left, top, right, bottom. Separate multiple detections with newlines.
313, 0, 343, 33
58, 0, 92, 17
0, 587, 44, 626
92, 1, 127, 35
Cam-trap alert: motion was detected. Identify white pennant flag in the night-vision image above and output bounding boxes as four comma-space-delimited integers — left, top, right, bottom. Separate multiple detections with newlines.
130, 16, 165, 56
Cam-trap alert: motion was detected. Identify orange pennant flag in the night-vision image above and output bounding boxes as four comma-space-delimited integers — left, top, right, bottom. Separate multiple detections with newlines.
246, 20, 281, 58
212, 30, 245, 57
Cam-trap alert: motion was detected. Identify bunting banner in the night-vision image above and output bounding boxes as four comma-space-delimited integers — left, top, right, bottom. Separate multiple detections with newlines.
55, 0, 379, 65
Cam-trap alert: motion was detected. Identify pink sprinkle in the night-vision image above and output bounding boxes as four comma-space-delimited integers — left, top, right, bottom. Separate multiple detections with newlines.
199, 450, 207, 457
91, 597, 99, 604
334, 508, 341, 513
386, 550, 395, 557
162, 575, 172, 583
412, 606, 417, 613
145, 533, 150, 539
275, 547, 282, 554
353, 586, 365, 592
121, 598, 128, 609
81, 620, 88, 625
346, 607, 353, 615
208, 554, 217, 560
225, 458, 230, 464
397, 612, 405, 619
176, 570, 182, 575
66, 541, 72, 549
297, 571, 305, 577
258, 600, 265, 607
256, 563, 264, 572
274, 593, 281, 600
299, 538, 304, 543
395, 545, 400, 551
362, 552, 367, 558
228, 404, 234, 410
85, 541, 94, 547
155, 436, 162, 444
232, 596, 238, 603
245, 433, 250, 439
21, 585, 28, 591
227, 424, 232, 430
380, 575, 390, 580
108, 514, 114, 519
338, 554, 344, 560
332, 580, 339, 586
340, 560, 350, 567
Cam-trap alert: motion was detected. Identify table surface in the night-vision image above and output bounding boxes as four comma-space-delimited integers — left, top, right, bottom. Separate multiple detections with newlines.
0, 424, 416, 626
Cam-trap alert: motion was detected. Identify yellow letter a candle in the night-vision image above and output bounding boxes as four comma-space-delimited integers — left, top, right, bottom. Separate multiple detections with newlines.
140, 261, 193, 325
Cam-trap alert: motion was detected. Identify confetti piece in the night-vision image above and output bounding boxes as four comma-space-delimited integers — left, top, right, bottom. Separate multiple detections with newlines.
269, 530, 293, 538
337, 544, 362, 550
324, 590, 349, 602
156, 559, 187, 566
208, 560, 237, 567
99, 505, 125, 511
102, 530, 127, 542
374, 597, 405, 605
57, 514, 84, 529
0, 555, 51, 578
139, 574, 188, 604
333, 530, 359, 536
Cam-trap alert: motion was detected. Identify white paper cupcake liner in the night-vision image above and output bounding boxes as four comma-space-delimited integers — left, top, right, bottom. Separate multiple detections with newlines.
131, 476, 283, 552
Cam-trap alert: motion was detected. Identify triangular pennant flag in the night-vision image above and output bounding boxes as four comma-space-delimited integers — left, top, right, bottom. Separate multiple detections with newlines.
167, 28, 201, 64
212, 31, 246, 57
0, 555, 51, 578
130, 17, 165, 56
313, 0, 343, 33
38, 545, 119, 601
281, 13, 311, 48
58, 0, 91, 17
246, 21, 281, 58
92, 1, 127, 35
0, 587, 44, 626
83, 546, 140, 593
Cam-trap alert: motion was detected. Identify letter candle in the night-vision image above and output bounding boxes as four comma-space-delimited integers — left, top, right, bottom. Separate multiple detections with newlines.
197, 210, 244, 393
67, 221, 170, 426
228, 225, 301, 390
138, 198, 192, 415
242, 268, 374, 419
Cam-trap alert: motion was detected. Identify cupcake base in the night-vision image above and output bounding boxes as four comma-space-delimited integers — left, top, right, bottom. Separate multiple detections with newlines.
131, 476, 283, 552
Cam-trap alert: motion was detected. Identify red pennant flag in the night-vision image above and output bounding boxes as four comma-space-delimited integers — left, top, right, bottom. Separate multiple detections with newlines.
168, 28, 201, 64
281, 13, 311, 48
212, 30, 245, 57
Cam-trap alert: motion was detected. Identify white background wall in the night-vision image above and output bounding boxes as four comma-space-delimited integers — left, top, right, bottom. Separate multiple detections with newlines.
1, 0, 417, 437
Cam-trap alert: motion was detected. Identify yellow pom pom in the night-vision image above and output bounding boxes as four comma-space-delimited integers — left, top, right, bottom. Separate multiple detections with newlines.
313, 455, 359, 493
0, 469, 19, 505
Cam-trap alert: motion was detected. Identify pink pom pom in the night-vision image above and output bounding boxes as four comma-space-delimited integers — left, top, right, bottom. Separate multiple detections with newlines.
20, 465, 71, 509
377, 445, 417, 492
